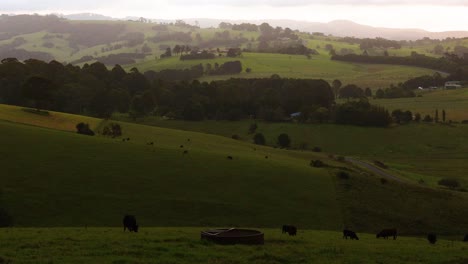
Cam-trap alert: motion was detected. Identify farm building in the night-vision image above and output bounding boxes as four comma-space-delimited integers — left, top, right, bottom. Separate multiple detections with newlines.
444, 81, 462, 90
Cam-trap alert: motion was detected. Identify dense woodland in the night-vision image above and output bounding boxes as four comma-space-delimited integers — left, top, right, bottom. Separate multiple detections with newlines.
0, 58, 396, 126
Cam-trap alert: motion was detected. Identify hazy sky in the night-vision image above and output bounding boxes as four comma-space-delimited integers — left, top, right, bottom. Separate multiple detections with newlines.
2, 0, 468, 31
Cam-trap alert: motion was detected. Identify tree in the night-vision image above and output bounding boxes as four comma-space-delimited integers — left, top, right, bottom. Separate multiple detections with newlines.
22, 76, 56, 111
253, 133, 266, 145
364, 87, 372, 97
277, 133, 291, 148
438, 178, 459, 189
442, 109, 446, 123
433, 44, 444, 55
339, 84, 364, 99
435, 109, 439, 123
331, 79, 342, 99
76, 122, 95, 136
414, 113, 421, 122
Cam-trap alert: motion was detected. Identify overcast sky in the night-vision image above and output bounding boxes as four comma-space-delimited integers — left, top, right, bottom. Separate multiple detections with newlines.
2, 0, 468, 31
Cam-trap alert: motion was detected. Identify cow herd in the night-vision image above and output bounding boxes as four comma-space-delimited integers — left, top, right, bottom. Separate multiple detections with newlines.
124, 216, 468, 244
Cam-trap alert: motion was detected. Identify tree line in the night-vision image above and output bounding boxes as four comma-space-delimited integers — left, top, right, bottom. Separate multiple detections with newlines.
0, 58, 396, 127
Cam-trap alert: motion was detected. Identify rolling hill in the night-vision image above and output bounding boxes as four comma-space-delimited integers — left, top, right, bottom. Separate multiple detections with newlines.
1, 104, 467, 235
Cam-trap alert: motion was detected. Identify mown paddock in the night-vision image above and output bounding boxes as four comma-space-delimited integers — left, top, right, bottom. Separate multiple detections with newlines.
370, 88, 468, 122
128, 52, 436, 88
0, 228, 467, 264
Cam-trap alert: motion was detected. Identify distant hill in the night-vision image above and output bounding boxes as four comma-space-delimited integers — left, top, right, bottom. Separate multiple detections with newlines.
61, 13, 116, 21
184, 18, 468, 41
57, 13, 468, 40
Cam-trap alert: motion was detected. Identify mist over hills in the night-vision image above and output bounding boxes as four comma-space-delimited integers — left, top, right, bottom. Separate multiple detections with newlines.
62, 13, 468, 40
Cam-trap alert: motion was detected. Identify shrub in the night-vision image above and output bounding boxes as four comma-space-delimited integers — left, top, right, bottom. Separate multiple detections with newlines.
231, 134, 240, 140
277, 133, 291, 148
310, 160, 326, 168
102, 123, 122, 138
380, 178, 388, 184
337, 171, 350, 180
438, 178, 460, 189
76, 123, 95, 136
312, 146, 322, 152
253, 133, 266, 145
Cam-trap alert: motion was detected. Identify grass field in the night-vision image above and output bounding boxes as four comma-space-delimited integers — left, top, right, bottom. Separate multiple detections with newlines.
129, 52, 436, 88
113, 115, 468, 190
371, 88, 468, 122
0, 228, 467, 264
0, 105, 342, 229
1, 104, 468, 235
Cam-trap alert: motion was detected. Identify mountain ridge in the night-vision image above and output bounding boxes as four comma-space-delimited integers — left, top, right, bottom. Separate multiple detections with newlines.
61, 13, 468, 40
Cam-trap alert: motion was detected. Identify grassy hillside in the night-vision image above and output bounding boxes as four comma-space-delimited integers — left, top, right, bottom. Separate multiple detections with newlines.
113, 116, 468, 190
0, 228, 467, 264
0, 110, 342, 229
130, 52, 436, 88
371, 88, 468, 121
1, 104, 468, 235
0, 104, 102, 132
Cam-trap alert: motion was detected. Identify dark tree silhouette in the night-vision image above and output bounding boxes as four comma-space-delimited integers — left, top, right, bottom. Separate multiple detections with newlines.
277, 133, 291, 148
22, 76, 56, 111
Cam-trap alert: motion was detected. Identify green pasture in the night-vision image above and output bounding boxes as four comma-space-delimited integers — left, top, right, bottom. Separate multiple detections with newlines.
371, 88, 468, 121
114, 115, 468, 189
0, 110, 342, 229
130, 52, 436, 88
0, 228, 467, 264
1, 104, 467, 234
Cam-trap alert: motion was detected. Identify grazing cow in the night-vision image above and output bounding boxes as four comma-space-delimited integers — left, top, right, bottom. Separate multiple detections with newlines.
122, 138, 126, 142
227, 156, 233, 160
183, 150, 188, 154
282, 225, 297, 236
127, 138, 130, 141
187, 138, 191, 142
376, 228, 397, 240
463, 234, 468, 242
427, 233, 437, 244
123, 215, 139, 232
147, 142, 154, 146
265, 156, 269, 159
343, 229, 359, 240
180, 145, 184, 148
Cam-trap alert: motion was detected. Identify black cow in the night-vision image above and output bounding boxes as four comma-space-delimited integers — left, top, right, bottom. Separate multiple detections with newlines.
427, 233, 437, 244
183, 150, 188, 154
376, 228, 397, 240
227, 156, 233, 160
343, 229, 359, 240
123, 215, 139, 232
463, 234, 468, 242
180, 145, 184, 148
282, 225, 297, 236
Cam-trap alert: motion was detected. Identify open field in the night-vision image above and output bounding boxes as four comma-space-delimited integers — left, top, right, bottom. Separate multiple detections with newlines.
113, 115, 468, 190
1, 104, 468, 234
0, 106, 342, 229
130, 52, 437, 88
370, 88, 468, 122
0, 228, 467, 264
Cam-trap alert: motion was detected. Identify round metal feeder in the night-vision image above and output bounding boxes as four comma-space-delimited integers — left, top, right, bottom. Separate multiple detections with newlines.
201, 228, 264, 245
